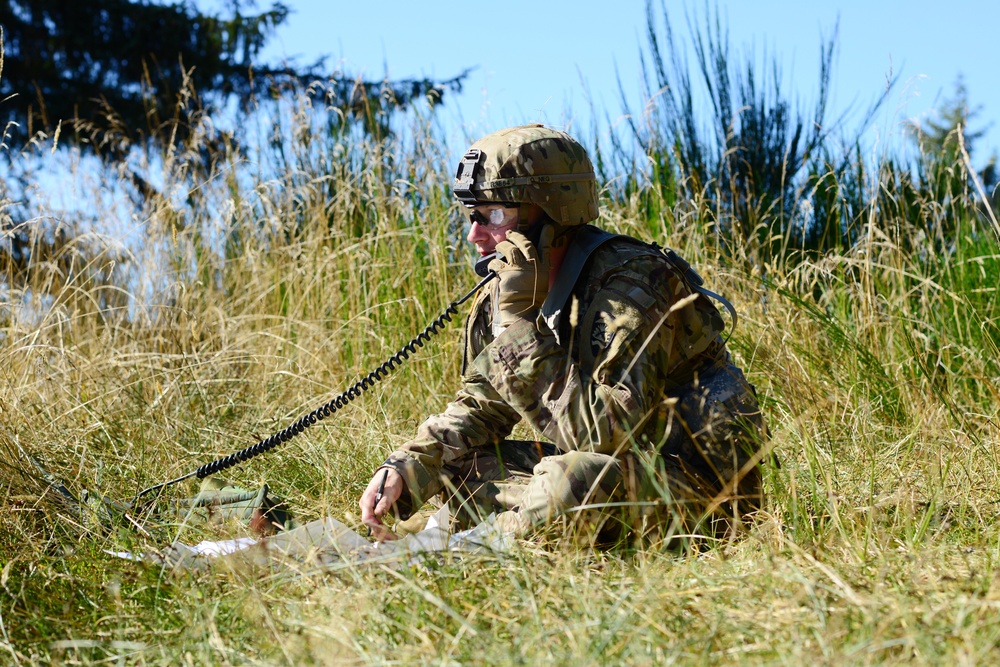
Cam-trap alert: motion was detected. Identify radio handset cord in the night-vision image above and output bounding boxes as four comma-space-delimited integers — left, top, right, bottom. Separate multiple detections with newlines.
135, 268, 498, 502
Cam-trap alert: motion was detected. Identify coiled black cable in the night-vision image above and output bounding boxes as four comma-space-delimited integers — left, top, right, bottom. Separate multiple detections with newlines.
135, 272, 495, 501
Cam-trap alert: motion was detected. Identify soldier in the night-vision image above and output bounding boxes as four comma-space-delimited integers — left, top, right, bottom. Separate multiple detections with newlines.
359, 124, 767, 542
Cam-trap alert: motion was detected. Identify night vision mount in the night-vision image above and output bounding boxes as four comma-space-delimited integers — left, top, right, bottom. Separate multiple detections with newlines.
453, 147, 483, 204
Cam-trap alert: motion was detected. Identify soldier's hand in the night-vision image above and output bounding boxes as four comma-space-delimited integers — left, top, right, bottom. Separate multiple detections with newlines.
489, 224, 556, 327
359, 468, 404, 541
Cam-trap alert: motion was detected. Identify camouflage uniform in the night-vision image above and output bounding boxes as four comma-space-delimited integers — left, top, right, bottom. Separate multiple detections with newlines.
381, 229, 767, 539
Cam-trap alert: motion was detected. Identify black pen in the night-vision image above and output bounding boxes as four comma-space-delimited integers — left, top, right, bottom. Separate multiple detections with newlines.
367, 468, 389, 538
374, 468, 388, 512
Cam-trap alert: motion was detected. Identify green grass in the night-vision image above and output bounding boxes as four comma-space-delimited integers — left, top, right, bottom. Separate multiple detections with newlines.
2, 79, 999, 665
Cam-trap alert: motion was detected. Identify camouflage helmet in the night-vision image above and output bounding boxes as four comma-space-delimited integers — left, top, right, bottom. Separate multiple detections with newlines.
453, 124, 599, 226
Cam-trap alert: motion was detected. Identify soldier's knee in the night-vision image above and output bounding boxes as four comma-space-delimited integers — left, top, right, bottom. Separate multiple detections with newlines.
531, 452, 622, 507
510, 452, 627, 535
534, 451, 613, 480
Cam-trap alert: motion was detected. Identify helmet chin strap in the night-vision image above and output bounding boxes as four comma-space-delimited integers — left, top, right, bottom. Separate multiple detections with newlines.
516, 203, 534, 233
516, 205, 571, 248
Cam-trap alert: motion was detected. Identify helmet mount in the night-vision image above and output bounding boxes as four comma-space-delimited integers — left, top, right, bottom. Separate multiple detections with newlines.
453, 148, 484, 205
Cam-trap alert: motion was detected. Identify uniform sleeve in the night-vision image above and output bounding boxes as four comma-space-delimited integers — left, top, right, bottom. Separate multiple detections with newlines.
472, 266, 694, 455
380, 359, 521, 505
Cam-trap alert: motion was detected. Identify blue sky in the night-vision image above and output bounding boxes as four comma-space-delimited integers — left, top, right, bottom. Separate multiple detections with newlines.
258, 1, 999, 165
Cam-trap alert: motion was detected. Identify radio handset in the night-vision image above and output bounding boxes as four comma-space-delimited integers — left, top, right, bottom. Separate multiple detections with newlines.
473, 223, 545, 278
474, 251, 500, 278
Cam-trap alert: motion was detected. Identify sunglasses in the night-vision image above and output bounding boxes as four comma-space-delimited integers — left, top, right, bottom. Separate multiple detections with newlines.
466, 204, 519, 230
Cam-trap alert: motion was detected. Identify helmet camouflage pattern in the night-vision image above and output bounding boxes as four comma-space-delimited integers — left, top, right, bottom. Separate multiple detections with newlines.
453, 124, 599, 226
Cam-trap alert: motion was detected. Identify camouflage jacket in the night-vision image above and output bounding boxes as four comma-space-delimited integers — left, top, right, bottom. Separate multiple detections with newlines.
382, 228, 729, 505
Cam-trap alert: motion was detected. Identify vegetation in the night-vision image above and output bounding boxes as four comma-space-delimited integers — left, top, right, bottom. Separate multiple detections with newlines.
1, 5, 998, 666
0, 0, 468, 148
0, 0, 469, 293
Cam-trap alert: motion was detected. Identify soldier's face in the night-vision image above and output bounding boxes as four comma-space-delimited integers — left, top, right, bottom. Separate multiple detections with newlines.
465, 204, 519, 256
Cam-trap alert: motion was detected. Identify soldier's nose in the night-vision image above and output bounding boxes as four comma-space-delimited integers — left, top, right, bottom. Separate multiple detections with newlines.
467, 221, 488, 244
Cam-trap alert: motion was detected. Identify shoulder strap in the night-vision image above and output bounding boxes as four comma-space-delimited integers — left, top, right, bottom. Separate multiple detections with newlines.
540, 226, 740, 340
540, 225, 619, 336
658, 247, 739, 339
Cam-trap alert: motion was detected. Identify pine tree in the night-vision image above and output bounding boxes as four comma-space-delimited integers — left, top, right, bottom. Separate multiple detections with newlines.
910, 77, 997, 196
0, 0, 467, 150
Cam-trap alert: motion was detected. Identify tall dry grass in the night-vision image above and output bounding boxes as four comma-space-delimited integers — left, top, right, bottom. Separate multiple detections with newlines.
1, 37, 999, 667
